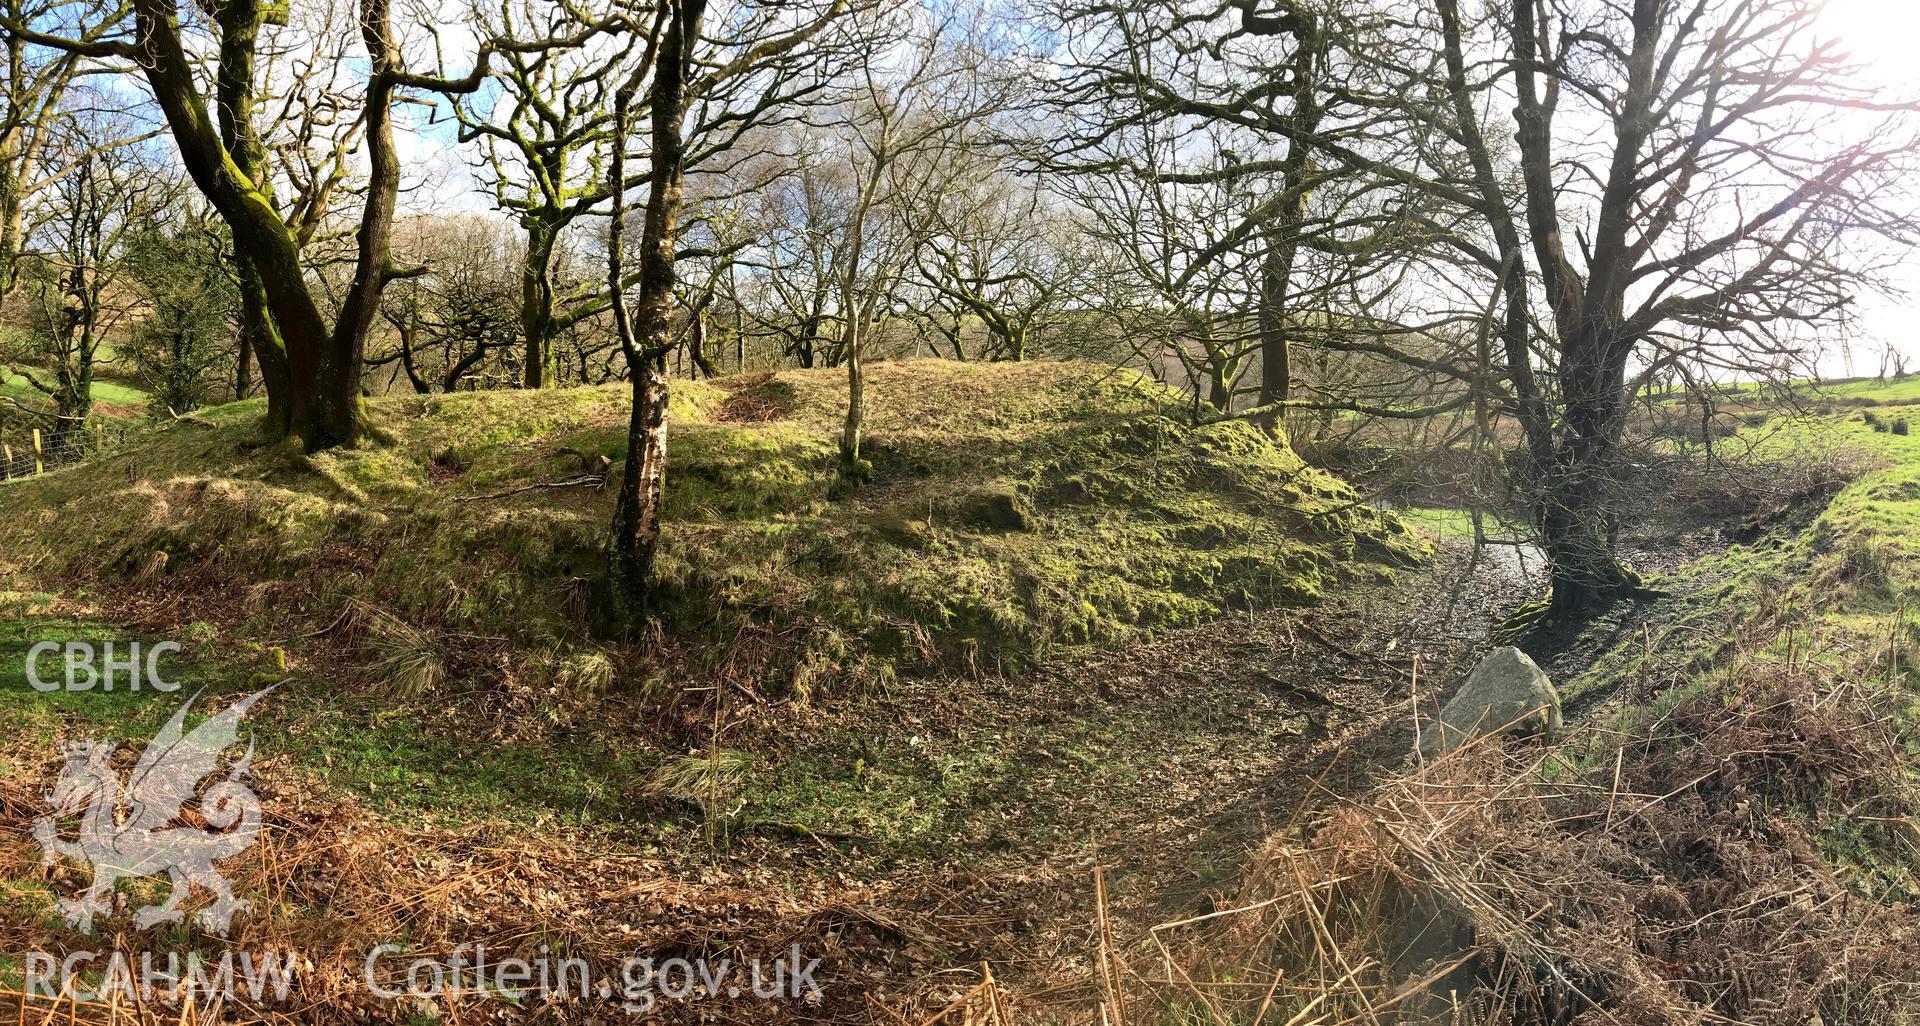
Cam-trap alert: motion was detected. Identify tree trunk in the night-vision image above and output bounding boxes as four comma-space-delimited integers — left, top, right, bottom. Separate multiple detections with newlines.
1437, 0, 1620, 620
0, 127, 22, 298
235, 257, 294, 433
732, 280, 744, 371
1206, 358, 1230, 412
1254, 19, 1317, 442
234, 311, 255, 399
839, 312, 866, 480
837, 176, 876, 486
302, 0, 411, 451
611, 365, 669, 587
0, 29, 41, 300
1537, 467, 1638, 613
1255, 241, 1292, 437
1533, 320, 1639, 612
49, 263, 93, 450
394, 317, 431, 393
212, 0, 296, 438
797, 320, 817, 369
521, 218, 559, 387
1503, 0, 1647, 613
687, 306, 718, 378
606, 0, 703, 600
137, 0, 374, 451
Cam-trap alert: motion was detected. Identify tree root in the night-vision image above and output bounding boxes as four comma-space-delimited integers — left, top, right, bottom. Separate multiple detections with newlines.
460, 474, 606, 501
1491, 597, 1554, 644
827, 456, 873, 500
1492, 577, 1667, 644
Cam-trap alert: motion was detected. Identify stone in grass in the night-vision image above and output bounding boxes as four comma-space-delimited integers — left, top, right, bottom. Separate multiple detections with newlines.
1419, 646, 1561, 759
951, 482, 1032, 532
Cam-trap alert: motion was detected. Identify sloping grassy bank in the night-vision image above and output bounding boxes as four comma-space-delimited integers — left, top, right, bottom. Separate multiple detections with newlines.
1557, 388, 1920, 707
1118, 382, 1920, 1026
0, 360, 1423, 700
0, 360, 1430, 1023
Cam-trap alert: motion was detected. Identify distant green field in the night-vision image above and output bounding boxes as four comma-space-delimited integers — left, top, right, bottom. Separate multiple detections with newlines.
1804, 376, 1920, 403
1704, 374, 1920, 405
1, 371, 149, 412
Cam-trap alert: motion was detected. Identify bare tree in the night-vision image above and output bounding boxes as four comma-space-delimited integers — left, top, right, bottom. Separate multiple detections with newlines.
604, 0, 867, 600
454, 0, 642, 388
1045, 0, 1439, 427
909, 158, 1086, 362
736, 137, 855, 368
4, 112, 161, 444
0, 0, 137, 296
1422, 0, 1920, 616
832, 17, 1009, 483
375, 214, 524, 392
1051, 125, 1272, 411
8, 0, 614, 449
1048, 0, 1919, 618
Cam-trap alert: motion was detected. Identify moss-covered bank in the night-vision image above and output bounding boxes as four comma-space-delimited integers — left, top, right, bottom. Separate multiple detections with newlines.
0, 360, 1424, 695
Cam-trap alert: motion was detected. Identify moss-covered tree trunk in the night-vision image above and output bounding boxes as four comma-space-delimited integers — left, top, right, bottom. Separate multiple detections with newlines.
0, 25, 24, 300
0, 21, 76, 300
520, 216, 559, 388
233, 302, 255, 400
130, 0, 403, 451
0, 129, 22, 298
311, 0, 407, 452
1206, 358, 1231, 412
687, 305, 718, 378
48, 261, 96, 450
213, 0, 302, 439
234, 259, 298, 434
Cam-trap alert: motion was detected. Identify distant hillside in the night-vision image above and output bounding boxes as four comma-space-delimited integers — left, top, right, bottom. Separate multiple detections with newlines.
1, 371, 150, 416
0, 360, 1425, 695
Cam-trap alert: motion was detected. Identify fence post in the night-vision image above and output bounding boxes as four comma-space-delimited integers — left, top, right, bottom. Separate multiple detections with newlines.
94, 421, 105, 456
30, 428, 42, 474
2, 443, 11, 480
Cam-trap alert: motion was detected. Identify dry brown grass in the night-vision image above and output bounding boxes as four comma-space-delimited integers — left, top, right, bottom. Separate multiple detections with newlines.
895, 625, 1920, 1026
1138, 665, 1916, 1024
0, 737, 902, 1026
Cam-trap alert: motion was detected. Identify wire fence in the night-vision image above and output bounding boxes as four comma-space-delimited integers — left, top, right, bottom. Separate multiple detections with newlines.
0, 420, 121, 481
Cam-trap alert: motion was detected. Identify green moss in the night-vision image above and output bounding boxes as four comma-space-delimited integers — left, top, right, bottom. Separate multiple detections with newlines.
0, 360, 1424, 696
0, 612, 655, 834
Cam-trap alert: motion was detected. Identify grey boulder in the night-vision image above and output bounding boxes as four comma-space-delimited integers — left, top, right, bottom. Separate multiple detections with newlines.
1419, 646, 1561, 759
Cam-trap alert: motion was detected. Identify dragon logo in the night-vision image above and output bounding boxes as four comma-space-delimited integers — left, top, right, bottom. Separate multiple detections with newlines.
32, 687, 274, 936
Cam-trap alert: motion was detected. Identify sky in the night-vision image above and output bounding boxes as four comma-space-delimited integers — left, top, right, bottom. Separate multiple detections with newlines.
191, 0, 1920, 380
1811, 0, 1920, 377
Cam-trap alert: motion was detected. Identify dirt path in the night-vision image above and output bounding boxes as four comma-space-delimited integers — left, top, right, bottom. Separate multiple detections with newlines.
806, 548, 1534, 1018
